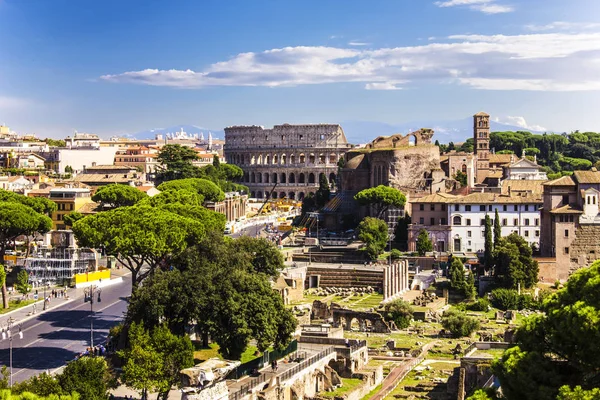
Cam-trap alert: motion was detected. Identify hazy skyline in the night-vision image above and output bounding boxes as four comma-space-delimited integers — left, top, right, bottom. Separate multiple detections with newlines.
1, 0, 599, 139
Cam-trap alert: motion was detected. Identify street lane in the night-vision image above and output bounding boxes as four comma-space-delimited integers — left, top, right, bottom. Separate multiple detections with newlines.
0, 278, 131, 383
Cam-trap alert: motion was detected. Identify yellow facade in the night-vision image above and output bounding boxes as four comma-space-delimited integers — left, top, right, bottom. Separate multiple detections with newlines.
73, 269, 110, 285
49, 188, 94, 230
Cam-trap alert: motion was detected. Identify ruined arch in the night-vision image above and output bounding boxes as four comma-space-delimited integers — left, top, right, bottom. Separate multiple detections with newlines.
319, 153, 326, 164
289, 192, 296, 199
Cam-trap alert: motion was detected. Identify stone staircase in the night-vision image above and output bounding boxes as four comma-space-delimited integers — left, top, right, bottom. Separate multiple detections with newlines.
568, 224, 600, 275
305, 266, 384, 290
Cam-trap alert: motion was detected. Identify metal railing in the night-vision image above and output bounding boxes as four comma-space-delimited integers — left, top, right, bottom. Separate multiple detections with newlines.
228, 346, 335, 400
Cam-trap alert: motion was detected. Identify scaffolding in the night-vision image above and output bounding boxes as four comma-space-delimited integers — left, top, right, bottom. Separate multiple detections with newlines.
21, 248, 99, 286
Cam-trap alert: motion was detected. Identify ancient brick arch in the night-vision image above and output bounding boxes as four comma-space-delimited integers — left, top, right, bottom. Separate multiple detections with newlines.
332, 308, 391, 333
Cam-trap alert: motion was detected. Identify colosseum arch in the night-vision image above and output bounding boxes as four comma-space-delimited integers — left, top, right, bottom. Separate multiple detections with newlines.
256, 191, 263, 199
299, 153, 306, 164
299, 173, 306, 183
273, 155, 278, 164
279, 192, 286, 199
272, 173, 278, 183
329, 153, 337, 164
281, 154, 287, 165
280, 172, 287, 183
251, 155, 256, 165
251, 172, 256, 183
289, 173, 296, 184
251, 191, 256, 198
308, 173, 316, 184
319, 153, 326, 164
299, 192, 305, 200
309, 153, 316, 164
290, 154, 296, 164
265, 155, 271, 165
264, 173, 270, 183
289, 192, 296, 199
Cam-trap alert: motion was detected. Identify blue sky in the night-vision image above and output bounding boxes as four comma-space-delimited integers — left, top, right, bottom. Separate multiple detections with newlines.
0, 0, 599, 139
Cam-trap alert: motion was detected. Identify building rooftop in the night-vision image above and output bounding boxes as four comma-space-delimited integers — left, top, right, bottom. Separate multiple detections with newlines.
83, 164, 137, 171
452, 192, 541, 204
410, 193, 457, 204
550, 204, 583, 214
501, 180, 547, 196
574, 170, 600, 184
489, 154, 514, 165
474, 111, 490, 117
544, 175, 576, 186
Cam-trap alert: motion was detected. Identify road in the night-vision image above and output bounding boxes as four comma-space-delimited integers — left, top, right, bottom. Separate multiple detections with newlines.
0, 277, 132, 383
231, 223, 264, 238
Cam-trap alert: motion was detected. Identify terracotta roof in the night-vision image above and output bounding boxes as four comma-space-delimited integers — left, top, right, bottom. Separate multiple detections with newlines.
550, 204, 583, 214
501, 180, 546, 196
410, 193, 457, 203
72, 174, 135, 184
544, 175, 575, 186
138, 186, 159, 193
84, 165, 137, 171
452, 192, 541, 204
574, 170, 600, 184
77, 201, 102, 214
489, 154, 514, 165
488, 170, 503, 179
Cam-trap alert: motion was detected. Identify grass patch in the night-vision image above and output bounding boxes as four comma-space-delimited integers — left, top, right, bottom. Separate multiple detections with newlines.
0, 299, 36, 315
321, 378, 364, 398
361, 383, 382, 400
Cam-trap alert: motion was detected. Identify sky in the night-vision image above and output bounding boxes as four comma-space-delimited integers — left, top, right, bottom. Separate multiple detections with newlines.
0, 0, 599, 139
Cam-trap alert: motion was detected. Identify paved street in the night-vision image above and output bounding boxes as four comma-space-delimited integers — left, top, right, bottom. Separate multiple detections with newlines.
231, 222, 264, 238
0, 273, 131, 383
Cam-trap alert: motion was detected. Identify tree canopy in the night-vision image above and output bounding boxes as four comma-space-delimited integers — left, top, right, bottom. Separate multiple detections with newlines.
157, 178, 224, 202
354, 185, 406, 219
416, 228, 433, 256
126, 233, 296, 360
91, 184, 148, 209
156, 144, 201, 182
358, 217, 389, 260
493, 233, 539, 289
493, 260, 600, 399
72, 205, 225, 290
382, 299, 413, 329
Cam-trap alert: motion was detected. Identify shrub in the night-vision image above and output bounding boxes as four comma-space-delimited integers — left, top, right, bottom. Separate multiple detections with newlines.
468, 297, 490, 312
442, 309, 480, 338
382, 299, 414, 329
390, 248, 402, 260
490, 288, 520, 310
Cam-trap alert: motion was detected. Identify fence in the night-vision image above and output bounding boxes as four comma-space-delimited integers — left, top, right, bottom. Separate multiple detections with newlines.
229, 340, 298, 379
228, 346, 335, 400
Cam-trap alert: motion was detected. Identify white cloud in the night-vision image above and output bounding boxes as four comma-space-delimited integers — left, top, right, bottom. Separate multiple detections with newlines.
100, 31, 600, 92
500, 116, 547, 131
435, 0, 513, 14
348, 41, 370, 46
525, 21, 600, 32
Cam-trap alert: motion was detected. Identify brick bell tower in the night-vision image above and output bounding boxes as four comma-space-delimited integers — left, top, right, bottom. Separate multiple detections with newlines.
474, 112, 490, 184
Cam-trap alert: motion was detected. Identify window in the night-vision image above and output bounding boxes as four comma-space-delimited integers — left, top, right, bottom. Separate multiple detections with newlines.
441, 204, 447, 211
562, 195, 569, 205
466, 219, 471, 226
430, 218, 435, 226
441, 218, 447, 225
299, 135, 304, 140
480, 219, 485, 225
454, 205, 459, 211
535, 230, 540, 237
453, 216, 462, 225
565, 247, 570, 254
467, 231, 472, 237
524, 230, 529, 237
559, 215, 564, 222
503, 205, 507, 211
419, 204, 424, 211
465, 205, 471, 212
480, 205, 486, 212
525, 205, 529, 211
502, 218, 507, 226
565, 229, 569, 237
525, 219, 530, 226
569, 215, 574, 222
535, 218, 539, 226
514, 205, 518, 211
514, 218, 518, 226
489, 205, 492, 211
430, 204, 435, 211
419, 217, 424, 224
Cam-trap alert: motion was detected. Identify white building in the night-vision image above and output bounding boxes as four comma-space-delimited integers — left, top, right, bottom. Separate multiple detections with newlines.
64, 132, 101, 149
449, 193, 542, 253
40, 147, 119, 174
504, 154, 548, 181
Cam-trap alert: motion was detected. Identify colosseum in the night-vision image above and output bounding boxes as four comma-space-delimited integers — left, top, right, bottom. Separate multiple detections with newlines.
224, 124, 353, 200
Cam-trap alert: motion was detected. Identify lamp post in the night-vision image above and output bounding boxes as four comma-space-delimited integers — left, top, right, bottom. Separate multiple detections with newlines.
308, 212, 319, 265
1, 317, 22, 387
84, 285, 101, 349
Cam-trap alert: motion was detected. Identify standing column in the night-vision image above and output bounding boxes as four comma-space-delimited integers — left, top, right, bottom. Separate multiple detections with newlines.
383, 267, 389, 300
395, 263, 400, 294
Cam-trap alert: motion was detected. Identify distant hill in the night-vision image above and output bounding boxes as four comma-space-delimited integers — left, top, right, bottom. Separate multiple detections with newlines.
123, 125, 224, 140
340, 118, 550, 145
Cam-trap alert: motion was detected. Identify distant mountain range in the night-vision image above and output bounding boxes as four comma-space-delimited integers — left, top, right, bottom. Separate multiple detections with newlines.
122, 119, 551, 145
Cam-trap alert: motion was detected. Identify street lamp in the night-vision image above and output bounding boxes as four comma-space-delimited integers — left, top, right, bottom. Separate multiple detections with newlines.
84, 285, 101, 349
1, 317, 22, 387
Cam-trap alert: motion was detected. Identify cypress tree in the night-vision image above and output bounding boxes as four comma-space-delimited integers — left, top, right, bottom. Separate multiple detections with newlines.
484, 214, 493, 270
494, 209, 502, 247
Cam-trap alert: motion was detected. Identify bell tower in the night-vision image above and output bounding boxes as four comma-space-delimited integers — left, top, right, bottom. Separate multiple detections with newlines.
474, 112, 490, 184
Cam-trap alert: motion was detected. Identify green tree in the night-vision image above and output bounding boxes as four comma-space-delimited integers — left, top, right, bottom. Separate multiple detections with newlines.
64, 165, 73, 173
557, 386, 600, 400
58, 356, 115, 400
315, 173, 331, 208
493, 233, 539, 289
449, 257, 465, 292
230, 236, 285, 277
45, 138, 67, 148
454, 171, 468, 186
157, 178, 224, 202
358, 217, 389, 260
0, 201, 52, 308
466, 389, 497, 400
212, 154, 221, 169
493, 209, 501, 247
63, 212, 84, 228
464, 270, 476, 300
91, 184, 148, 209
484, 214, 493, 270
441, 309, 480, 338
144, 189, 204, 207
382, 299, 413, 329
72, 205, 224, 291
0, 390, 79, 400
493, 260, 600, 400
15, 269, 30, 295
354, 185, 406, 219
11, 372, 62, 396
156, 144, 201, 183
416, 228, 433, 256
